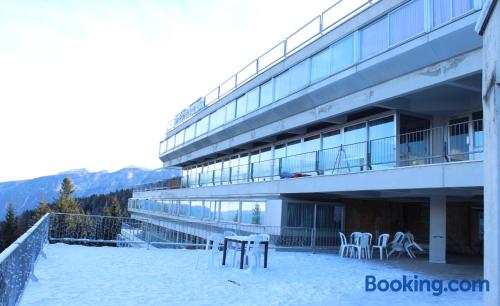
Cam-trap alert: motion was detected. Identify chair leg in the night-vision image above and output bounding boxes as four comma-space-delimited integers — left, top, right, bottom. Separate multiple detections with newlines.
379, 248, 383, 260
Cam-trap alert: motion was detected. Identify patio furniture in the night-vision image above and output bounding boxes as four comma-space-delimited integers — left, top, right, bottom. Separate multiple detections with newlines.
371, 233, 390, 260
338, 232, 354, 258
362, 232, 373, 259
387, 232, 406, 258
352, 233, 371, 259
245, 235, 266, 270
224, 231, 239, 266
222, 235, 269, 269
404, 232, 424, 258
348, 232, 362, 258
196, 233, 224, 268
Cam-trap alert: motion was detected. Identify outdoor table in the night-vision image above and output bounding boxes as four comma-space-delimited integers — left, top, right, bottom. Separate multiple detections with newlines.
222, 235, 269, 269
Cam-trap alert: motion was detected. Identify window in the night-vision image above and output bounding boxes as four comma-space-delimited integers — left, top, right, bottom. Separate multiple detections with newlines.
209, 107, 225, 130
179, 200, 190, 216
311, 48, 331, 81
184, 124, 195, 142
236, 95, 247, 118
190, 201, 203, 219
159, 140, 167, 154
246, 87, 260, 112
195, 116, 209, 137
167, 136, 175, 150
274, 71, 290, 100
220, 201, 239, 222
260, 80, 273, 107
331, 34, 354, 73
289, 60, 310, 92
241, 202, 266, 224
389, 0, 424, 45
369, 116, 395, 168
174, 130, 185, 147
225, 100, 236, 121
361, 17, 388, 59
433, 0, 474, 27
204, 201, 218, 220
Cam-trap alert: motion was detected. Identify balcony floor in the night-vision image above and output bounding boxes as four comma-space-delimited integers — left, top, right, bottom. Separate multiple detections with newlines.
21, 244, 482, 306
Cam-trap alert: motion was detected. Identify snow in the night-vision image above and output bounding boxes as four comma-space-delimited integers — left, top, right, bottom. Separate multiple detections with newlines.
20, 244, 483, 306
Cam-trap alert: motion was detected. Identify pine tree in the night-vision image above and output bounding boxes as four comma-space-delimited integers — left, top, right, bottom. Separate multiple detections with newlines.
2, 203, 18, 249
109, 196, 122, 217
33, 198, 51, 224
252, 204, 261, 225
55, 177, 81, 214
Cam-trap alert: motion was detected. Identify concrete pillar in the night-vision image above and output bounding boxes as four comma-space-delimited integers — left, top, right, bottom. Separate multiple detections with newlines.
476, 1, 500, 305
429, 195, 446, 264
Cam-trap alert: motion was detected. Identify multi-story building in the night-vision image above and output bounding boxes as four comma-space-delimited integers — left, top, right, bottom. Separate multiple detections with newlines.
129, 0, 488, 264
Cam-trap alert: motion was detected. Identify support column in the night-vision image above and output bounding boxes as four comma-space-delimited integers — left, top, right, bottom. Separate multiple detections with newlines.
476, 2, 500, 305
429, 195, 446, 264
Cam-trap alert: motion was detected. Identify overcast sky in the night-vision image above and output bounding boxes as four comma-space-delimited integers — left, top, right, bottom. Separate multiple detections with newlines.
0, 0, 335, 182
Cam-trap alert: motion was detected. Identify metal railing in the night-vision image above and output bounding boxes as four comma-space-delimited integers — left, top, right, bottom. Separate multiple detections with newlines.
48, 213, 339, 250
0, 213, 50, 306
137, 120, 484, 192
167, 0, 379, 131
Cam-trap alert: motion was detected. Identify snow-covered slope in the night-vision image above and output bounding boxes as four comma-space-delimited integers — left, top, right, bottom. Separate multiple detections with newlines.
0, 167, 179, 216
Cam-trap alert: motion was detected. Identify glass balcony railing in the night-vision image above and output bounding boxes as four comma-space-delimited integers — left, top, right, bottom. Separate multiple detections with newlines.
139, 119, 483, 192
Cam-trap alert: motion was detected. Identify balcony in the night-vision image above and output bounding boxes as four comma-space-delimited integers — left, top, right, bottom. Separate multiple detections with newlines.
138, 119, 483, 192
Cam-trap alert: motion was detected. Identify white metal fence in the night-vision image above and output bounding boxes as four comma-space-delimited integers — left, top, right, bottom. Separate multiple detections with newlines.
0, 213, 49, 306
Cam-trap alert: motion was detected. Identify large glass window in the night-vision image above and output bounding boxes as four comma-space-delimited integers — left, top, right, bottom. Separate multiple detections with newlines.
331, 34, 354, 73
433, 0, 474, 27
184, 124, 195, 142
167, 136, 175, 150
369, 116, 395, 168
260, 80, 274, 107
399, 114, 431, 165
179, 200, 190, 216
209, 106, 225, 130
274, 71, 290, 100
343, 123, 367, 171
361, 17, 388, 59
195, 116, 209, 137
204, 201, 218, 220
246, 87, 260, 113
289, 60, 310, 92
241, 202, 266, 225
220, 201, 239, 222
236, 95, 247, 118
190, 201, 203, 219
389, 0, 424, 45
226, 100, 236, 122
174, 130, 185, 147
311, 48, 331, 81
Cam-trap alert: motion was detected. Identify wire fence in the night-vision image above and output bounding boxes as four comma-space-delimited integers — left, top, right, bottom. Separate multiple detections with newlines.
0, 213, 49, 306
48, 213, 340, 251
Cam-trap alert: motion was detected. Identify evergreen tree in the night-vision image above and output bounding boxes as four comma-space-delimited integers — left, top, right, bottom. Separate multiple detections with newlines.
55, 177, 81, 214
252, 204, 261, 225
109, 196, 122, 217
2, 203, 18, 249
32, 198, 51, 224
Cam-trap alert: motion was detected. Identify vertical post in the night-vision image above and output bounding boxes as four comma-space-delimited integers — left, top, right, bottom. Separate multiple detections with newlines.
429, 195, 446, 263
312, 204, 317, 253
477, 2, 500, 304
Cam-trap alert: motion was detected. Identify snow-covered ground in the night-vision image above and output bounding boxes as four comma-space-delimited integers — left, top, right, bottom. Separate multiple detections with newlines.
20, 244, 482, 306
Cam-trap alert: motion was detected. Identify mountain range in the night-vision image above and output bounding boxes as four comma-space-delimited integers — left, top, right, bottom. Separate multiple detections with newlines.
0, 167, 179, 216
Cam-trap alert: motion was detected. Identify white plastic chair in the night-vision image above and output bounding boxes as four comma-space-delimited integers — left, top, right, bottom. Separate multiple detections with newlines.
196, 233, 224, 268
387, 232, 405, 258
404, 232, 423, 258
348, 232, 363, 258
338, 232, 354, 258
352, 234, 370, 259
224, 231, 239, 266
245, 234, 265, 270
371, 233, 390, 260
362, 232, 373, 259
